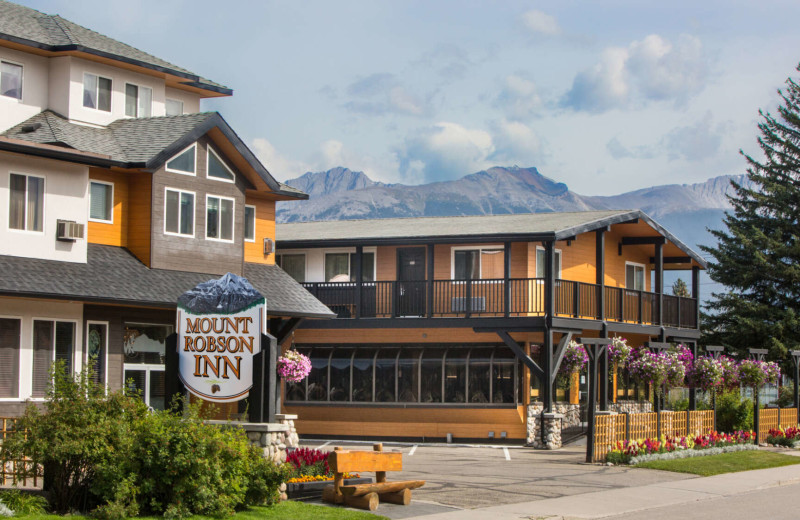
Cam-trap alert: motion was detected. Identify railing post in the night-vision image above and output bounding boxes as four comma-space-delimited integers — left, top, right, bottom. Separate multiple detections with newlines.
391, 281, 398, 318
465, 278, 472, 318
573, 281, 580, 318
617, 288, 623, 322
504, 241, 511, 318
692, 265, 700, 329
354, 246, 363, 319
655, 242, 663, 326
676, 297, 681, 328
427, 243, 434, 318
638, 290, 643, 324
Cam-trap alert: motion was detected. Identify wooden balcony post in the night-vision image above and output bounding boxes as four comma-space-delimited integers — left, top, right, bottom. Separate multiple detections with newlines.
655, 242, 663, 326
596, 229, 605, 320
638, 290, 643, 324
692, 265, 700, 329
617, 287, 623, 322
427, 244, 434, 318
543, 240, 556, 413
465, 276, 472, 318
354, 246, 363, 319
504, 242, 511, 317
573, 281, 580, 318
391, 281, 398, 318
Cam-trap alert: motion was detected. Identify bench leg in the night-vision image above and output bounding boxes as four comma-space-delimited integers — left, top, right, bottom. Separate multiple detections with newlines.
322, 485, 344, 505
380, 488, 411, 506
344, 492, 379, 511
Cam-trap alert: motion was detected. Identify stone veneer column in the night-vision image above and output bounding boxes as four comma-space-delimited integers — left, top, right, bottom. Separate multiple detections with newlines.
541, 413, 563, 449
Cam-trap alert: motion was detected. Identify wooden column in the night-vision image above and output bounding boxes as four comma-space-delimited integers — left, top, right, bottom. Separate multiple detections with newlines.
596, 228, 605, 321
427, 244, 434, 318
599, 324, 609, 411
543, 241, 556, 413
655, 242, 663, 326
354, 246, 363, 319
504, 241, 511, 318
692, 265, 700, 329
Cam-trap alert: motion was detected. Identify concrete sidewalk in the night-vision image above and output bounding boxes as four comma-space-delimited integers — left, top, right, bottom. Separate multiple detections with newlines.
409, 463, 800, 519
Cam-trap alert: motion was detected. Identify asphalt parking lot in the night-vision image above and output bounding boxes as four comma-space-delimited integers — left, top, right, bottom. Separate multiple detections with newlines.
299, 439, 692, 519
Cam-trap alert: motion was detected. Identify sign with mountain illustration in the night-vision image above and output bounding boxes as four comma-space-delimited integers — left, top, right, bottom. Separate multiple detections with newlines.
177, 273, 265, 403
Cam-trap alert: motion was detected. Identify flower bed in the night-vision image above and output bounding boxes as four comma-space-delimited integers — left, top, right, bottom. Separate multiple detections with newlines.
606, 430, 756, 465
766, 426, 800, 448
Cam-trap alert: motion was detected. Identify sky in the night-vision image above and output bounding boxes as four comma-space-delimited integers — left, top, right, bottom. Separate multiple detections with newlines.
19, 0, 800, 195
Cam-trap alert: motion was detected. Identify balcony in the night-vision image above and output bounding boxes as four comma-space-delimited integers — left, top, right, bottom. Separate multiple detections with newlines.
301, 278, 698, 329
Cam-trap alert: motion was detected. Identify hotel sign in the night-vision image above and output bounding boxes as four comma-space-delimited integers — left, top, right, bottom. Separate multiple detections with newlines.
176, 274, 265, 403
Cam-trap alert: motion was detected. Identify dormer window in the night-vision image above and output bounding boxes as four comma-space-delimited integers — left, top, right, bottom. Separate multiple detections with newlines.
125, 83, 152, 118
207, 147, 235, 182
1, 61, 22, 100
165, 144, 196, 175
83, 73, 112, 112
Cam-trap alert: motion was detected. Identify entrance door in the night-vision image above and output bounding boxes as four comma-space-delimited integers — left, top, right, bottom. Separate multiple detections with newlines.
397, 247, 426, 316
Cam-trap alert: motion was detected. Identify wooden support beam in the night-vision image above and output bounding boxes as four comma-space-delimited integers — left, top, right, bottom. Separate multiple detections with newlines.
273, 317, 303, 347
550, 332, 574, 385
495, 330, 544, 379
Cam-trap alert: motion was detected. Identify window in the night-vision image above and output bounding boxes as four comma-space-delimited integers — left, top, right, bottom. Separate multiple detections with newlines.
83, 73, 111, 111
165, 98, 184, 116
452, 247, 504, 280
9, 173, 44, 232
123, 323, 171, 410
86, 322, 108, 385
124, 83, 152, 117
0, 318, 21, 398
89, 181, 113, 223
32, 320, 75, 397
1, 61, 22, 100
244, 205, 256, 242
165, 144, 196, 175
535, 247, 563, 278
323, 252, 375, 282
164, 188, 194, 237
626, 263, 645, 291
206, 195, 234, 241
277, 254, 306, 283
207, 147, 235, 182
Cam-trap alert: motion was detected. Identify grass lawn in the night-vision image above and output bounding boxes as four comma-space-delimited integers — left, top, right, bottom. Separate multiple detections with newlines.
636, 450, 800, 476
17, 501, 387, 520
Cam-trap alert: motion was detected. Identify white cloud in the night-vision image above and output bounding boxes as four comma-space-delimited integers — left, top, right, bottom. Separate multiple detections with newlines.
564, 34, 708, 112
490, 119, 543, 165
251, 138, 311, 181
494, 75, 543, 119
398, 122, 495, 183
662, 112, 728, 161
521, 10, 561, 36
343, 73, 431, 117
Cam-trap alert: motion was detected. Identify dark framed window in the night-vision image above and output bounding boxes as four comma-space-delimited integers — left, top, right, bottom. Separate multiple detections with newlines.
9, 173, 44, 232
0, 318, 20, 398
32, 320, 75, 397
1, 61, 22, 100
277, 254, 306, 283
83, 73, 111, 111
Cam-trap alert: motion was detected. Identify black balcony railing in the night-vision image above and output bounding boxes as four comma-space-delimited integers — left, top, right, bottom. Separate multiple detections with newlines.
301, 278, 698, 329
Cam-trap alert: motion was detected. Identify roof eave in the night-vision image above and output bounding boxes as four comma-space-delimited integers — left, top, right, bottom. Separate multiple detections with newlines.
0, 138, 122, 168
277, 232, 558, 249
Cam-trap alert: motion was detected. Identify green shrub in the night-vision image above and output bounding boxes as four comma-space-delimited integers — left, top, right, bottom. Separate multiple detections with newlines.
766, 435, 795, 447
715, 390, 753, 432
773, 386, 794, 408
0, 489, 48, 515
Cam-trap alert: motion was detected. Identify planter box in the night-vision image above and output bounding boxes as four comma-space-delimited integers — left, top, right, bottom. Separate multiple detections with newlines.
286, 477, 372, 500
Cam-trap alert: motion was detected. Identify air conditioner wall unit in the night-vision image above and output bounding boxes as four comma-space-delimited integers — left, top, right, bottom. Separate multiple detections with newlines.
56, 220, 85, 241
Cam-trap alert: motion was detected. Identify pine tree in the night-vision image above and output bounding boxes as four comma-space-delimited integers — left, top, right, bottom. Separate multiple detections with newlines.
701, 65, 800, 361
672, 278, 690, 297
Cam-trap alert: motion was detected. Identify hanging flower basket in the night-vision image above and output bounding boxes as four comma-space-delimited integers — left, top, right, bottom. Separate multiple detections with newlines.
277, 350, 312, 383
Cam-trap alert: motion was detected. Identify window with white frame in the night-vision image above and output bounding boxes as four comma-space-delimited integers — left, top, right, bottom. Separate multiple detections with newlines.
626, 263, 645, 291
9, 173, 44, 232
83, 72, 112, 112
123, 322, 171, 410
206, 195, 234, 241
32, 320, 75, 397
244, 205, 255, 242
89, 180, 113, 223
165, 144, 196, 175
277, 254, 306, 283
324, 251, 375, 282
207, 147, 235, 182
165, 98, 184, 116
0, 61, 22, 100
164, 188, 194, 237
535, 247, 562, 279
452, 247, 504, 280
0, 317, 21, 398
124, 83, 152, 117
86, 321, 108, 385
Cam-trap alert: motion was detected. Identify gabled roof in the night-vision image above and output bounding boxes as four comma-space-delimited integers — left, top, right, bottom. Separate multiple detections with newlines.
0, 0, 230, 95
0, 245, 334, 319
0, 110, 307, 200
276, 210, 708, 268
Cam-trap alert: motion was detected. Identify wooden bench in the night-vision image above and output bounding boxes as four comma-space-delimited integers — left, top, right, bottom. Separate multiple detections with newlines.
321, 443, 425, 511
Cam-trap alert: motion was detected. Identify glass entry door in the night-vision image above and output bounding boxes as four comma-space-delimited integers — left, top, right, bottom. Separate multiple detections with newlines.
123, 322, 171, 410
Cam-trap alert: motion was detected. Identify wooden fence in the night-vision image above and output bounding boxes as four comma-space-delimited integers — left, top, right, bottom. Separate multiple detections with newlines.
757, 407, 798, 443
0, 417, 41, 488
592, 410, 715, 463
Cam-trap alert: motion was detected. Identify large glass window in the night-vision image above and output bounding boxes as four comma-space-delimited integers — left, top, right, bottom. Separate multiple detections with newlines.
206, 195, 234, 241
307, 348, 330, 401
164, 188, 194, 236
374, 349, 398, 402
207, 147, 235, 182
32, 320, 74, 397
420, 349, 443, 403
123, 323, 171, 410
89, 181, 113, 222
492, 348, 517, 404
324, 252, 375, 282
125, 83, 152, 117
83, 73, 111, 111
0, 318, 21, 398
468, 348, 492, 404
397, 348, 421, 402
351, 349, 374, 402
244, 205, 256, 242
165, 145, 196, 174
1, 61, 22, 100
329, 349, 352, 402
444, 349, 467, 403
277, 254, 306, 283
9, 173, 43, 232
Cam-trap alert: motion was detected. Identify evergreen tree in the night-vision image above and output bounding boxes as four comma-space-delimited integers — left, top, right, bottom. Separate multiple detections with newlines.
701, 65, 800, 361
672, 278, 690, 297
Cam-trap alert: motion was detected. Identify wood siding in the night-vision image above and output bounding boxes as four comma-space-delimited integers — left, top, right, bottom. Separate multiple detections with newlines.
127, 172, 152, 266
150, 136, 247, 275
244, 195, 276, 264
87, 168, 129, 247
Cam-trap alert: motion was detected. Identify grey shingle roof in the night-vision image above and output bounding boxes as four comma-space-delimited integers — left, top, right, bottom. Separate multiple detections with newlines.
0, 0, 229, 93
0, 244, 334, 319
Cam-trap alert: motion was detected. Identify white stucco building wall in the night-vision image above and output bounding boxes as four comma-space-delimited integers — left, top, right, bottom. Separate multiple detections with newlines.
0, 46, 49, 133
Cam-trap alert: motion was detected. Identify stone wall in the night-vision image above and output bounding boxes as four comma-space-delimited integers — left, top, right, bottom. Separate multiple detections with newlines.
526, 402, 566, 449
609, 401, 653, 414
